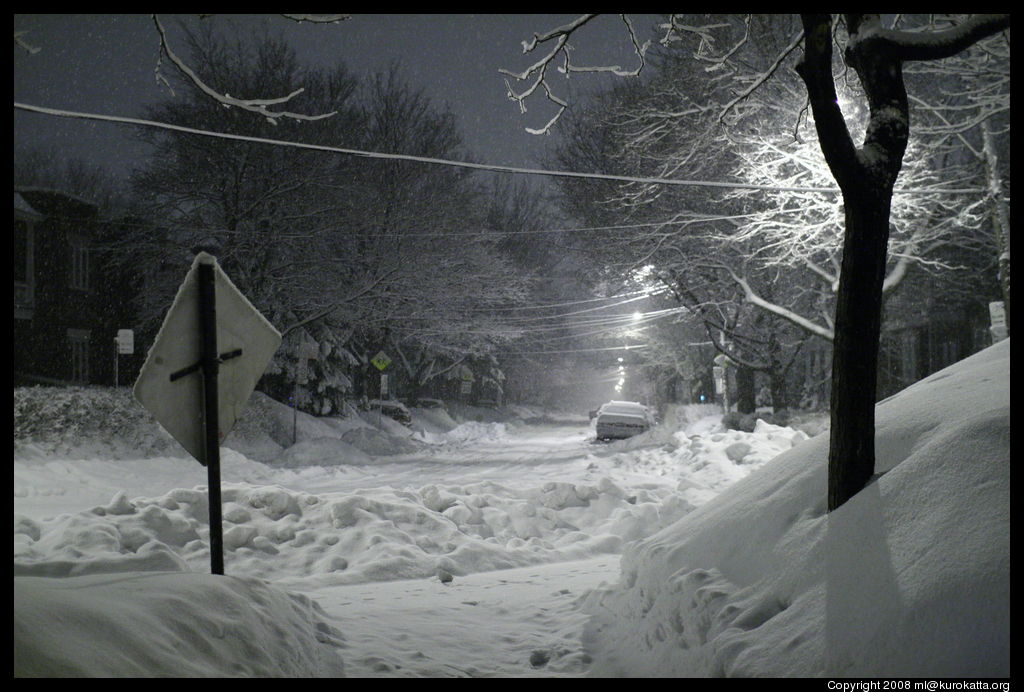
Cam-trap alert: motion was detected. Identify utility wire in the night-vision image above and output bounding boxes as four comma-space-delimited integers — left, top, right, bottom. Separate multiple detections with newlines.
496, 344, 649, 355
13, 102, 991, 196
10, 203, 770, 242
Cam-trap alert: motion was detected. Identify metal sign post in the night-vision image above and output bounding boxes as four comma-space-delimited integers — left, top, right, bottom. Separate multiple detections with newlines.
371, 351, 391, 428
197, 262, 225, 575
293, 340, 319, 444
114, 329, 134, 387
134, 252, 281, 577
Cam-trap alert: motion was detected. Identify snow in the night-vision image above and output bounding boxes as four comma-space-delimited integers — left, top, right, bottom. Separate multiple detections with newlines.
13, 339, 1010, 677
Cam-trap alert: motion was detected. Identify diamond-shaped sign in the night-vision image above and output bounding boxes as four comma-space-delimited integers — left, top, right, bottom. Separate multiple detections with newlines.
371, 351, 391, 371
133, 253, 281, 464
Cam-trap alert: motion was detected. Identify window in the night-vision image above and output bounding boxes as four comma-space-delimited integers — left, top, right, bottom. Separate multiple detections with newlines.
68, 329, 91, 384
15, 219, 30, 283
69, 235, 90, 290
936, 339, 959, 370
15, 218, 35, 316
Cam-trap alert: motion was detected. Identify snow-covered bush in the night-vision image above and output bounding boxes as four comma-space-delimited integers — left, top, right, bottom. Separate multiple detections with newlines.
14, 386, 184, 458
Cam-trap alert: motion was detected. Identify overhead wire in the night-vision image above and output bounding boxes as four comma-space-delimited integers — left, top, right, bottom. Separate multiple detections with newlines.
14, 102, 991, 197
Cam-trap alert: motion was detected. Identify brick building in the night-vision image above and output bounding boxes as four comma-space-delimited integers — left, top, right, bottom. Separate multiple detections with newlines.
14, 187, 139, 386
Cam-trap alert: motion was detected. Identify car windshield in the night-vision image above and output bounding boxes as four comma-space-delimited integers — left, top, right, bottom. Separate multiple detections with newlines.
601, 403, 645, 416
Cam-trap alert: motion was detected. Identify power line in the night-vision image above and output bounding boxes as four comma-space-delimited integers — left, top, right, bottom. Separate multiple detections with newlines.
496, 344, 650, 356
461, 289, 660, 313
467, 291, 666, 322
17, 202, 764, 242
13, 102, 990, 196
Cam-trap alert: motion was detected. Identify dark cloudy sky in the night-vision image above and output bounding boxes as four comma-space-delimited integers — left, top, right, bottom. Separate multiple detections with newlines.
14, 14, 665, 182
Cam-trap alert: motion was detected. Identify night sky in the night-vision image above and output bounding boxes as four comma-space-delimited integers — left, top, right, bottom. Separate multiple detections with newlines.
14, 14, 665, 183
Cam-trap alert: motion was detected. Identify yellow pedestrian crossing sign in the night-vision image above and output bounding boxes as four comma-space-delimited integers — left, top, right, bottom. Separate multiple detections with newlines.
371, 351, 391, 371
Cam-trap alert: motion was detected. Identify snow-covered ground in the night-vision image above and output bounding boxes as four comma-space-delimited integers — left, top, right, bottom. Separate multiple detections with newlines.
13, 338, 1010, 677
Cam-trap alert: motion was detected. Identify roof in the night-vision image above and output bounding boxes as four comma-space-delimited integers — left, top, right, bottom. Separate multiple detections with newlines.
14, 187, 98, 219
14, 192, 43, 220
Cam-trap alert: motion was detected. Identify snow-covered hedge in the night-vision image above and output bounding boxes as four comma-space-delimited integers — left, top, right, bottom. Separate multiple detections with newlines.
12, 386, 348, 462
14, 386, 184, 458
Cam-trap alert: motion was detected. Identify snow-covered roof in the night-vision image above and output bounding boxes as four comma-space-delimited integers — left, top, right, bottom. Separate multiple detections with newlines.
14, 186, 98, 218
15, 185, 97, 209
14, 192, 43, 220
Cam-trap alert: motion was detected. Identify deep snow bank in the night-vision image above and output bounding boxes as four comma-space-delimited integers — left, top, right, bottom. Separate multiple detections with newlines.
581, 339, 1010, 677
14, 571, 345, 677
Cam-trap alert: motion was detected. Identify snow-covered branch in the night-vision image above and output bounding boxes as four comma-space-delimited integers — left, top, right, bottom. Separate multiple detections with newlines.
500, 14, 649, 135
151, 14, 337, 125
14, 30, 41, 54
880, 14, 1010, 62
723, 265, 835, 341
279, 15, 351, 24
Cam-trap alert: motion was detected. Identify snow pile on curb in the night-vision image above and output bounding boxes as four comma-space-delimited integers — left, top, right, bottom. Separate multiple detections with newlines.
440, 421, 509, 444
580, 338, 1010, 678
14, 572, 345, 677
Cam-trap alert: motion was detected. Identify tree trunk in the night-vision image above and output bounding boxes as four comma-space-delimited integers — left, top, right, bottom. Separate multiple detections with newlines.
770, 369, 789, 412
735, 366, 757, 414
796, 14, 916, 511
827, 190, 893, 510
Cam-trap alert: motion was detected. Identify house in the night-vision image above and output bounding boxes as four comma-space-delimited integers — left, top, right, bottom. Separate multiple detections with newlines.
876, 304, 992, 399
793, 284, 994, 407
14, 187, 135, 386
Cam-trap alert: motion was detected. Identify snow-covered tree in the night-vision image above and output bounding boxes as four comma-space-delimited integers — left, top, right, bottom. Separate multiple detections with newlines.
510, 13, 1010, 509
790, 13, 1010, 509
120, 27, 534, 412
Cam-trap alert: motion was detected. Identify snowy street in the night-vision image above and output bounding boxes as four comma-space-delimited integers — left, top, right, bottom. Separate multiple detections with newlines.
264, 421, 665, 678
14, 339, 1012, 677
14, 395, 802, 676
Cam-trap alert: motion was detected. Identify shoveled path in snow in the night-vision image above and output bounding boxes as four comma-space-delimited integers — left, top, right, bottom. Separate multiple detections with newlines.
305, 554, 621, 677
270, 421, 644, 677
280, 421, 638, 493
280, 423, 636, 677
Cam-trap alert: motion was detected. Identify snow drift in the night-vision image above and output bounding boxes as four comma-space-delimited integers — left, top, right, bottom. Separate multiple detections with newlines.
580, 338, 1010, 677
14, 571, 345, 677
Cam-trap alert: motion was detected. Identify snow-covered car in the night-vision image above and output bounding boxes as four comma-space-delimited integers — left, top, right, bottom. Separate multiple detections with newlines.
362, 399, 413, 426
411, 398, 446, 410
594, 400, 655, 440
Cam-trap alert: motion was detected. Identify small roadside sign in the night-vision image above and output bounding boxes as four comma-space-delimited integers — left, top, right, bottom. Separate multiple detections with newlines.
989, 301, 1008, 342
296, 340, 318, 381
371, 351, 391, 371
116, 329, 134, 354
990, 301, 1006, 327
